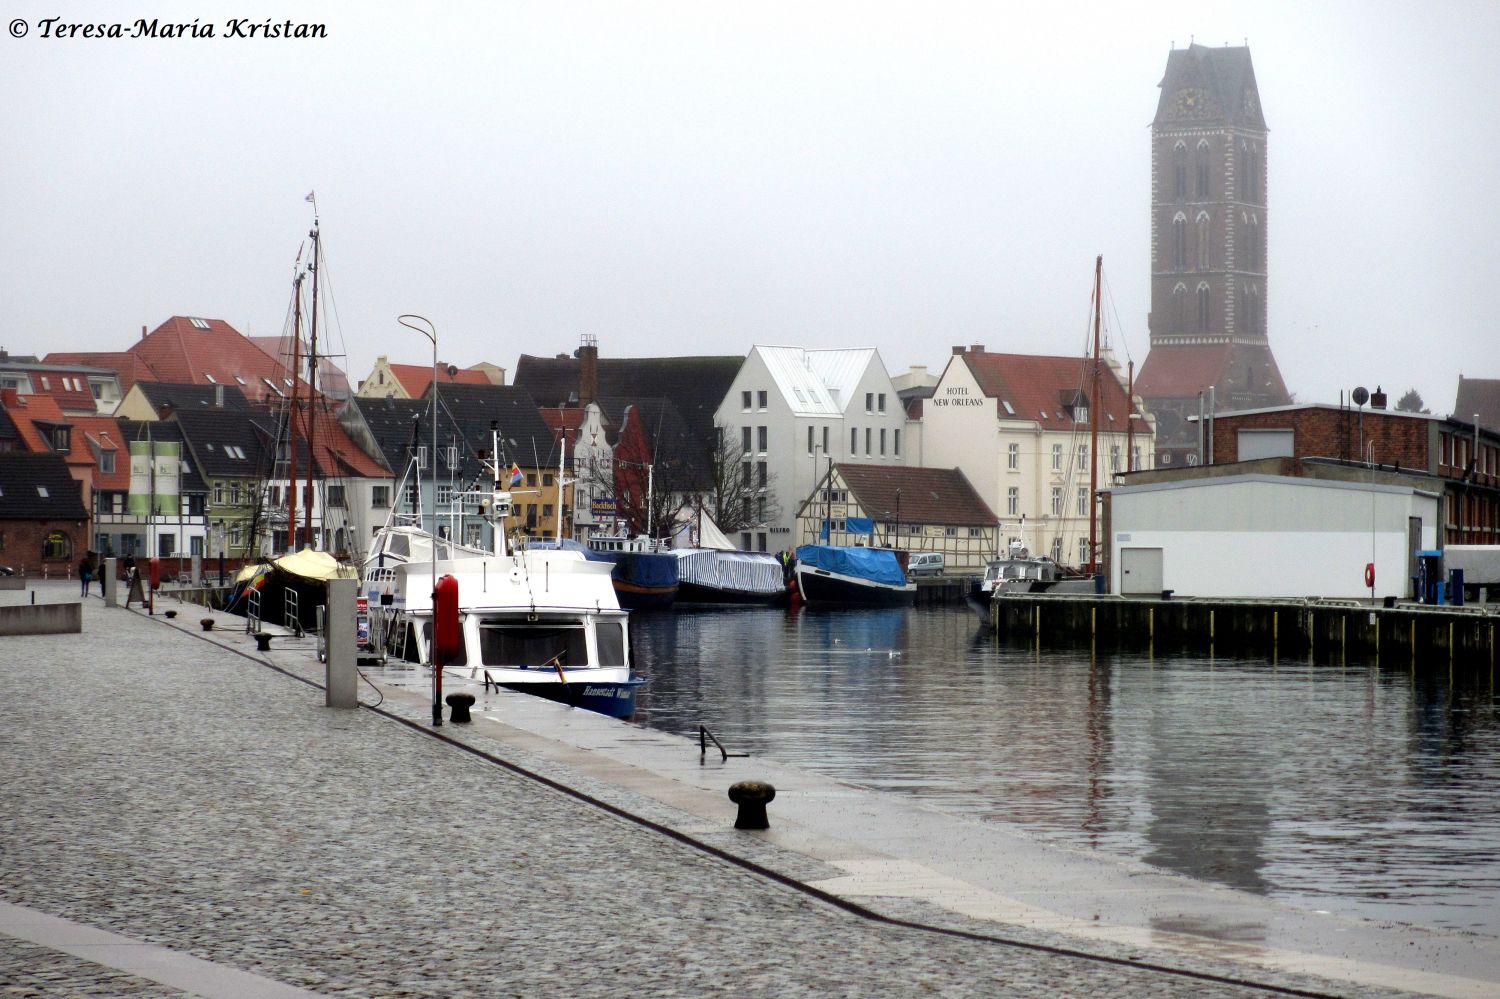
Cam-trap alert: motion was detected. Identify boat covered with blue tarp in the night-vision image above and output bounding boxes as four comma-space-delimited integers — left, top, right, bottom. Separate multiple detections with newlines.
794, 545, 915, 607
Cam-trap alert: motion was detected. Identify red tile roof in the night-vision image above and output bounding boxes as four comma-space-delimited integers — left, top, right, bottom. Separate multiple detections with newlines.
302, 403, 391, 479
0, 390, 65, 452
835, 464, 998, 527
43, 351, 158, 393
10, 368, 98, 413
250, 336, 351, 398
69, 416, 130, 490
132, 316, 303, 403
1134, 344, 1234, 399
960, 351, 1151, 433
389, 363, 490, 398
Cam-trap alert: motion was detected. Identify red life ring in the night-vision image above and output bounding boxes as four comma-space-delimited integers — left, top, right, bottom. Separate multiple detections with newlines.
1364, 563, 1375, 589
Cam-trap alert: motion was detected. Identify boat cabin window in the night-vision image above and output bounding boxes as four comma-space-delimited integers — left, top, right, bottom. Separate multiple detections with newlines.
478, 623, 588, 669
596, 622, 626, 667
387, 534, 410, 559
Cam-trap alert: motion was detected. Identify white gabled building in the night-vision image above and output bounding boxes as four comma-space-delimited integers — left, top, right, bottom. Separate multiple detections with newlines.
714, 346, 907, 551
923, 345, 1155, 570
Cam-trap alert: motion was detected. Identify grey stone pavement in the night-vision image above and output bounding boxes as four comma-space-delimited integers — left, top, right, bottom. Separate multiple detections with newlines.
1, 581, 1494, 998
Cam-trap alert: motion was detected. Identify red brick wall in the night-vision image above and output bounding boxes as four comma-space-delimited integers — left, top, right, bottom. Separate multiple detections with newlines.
0, 520, 89, 576
1212, 408, 1431, 471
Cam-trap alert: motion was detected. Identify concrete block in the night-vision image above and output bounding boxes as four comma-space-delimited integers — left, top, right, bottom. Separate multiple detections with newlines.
0, 602, 82, 636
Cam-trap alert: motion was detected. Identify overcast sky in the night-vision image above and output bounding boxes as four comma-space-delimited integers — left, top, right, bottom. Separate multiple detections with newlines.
3, 0, 1495, 413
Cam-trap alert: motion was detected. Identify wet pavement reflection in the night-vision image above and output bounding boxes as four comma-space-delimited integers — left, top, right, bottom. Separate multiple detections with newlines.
627, 604, 1500, 935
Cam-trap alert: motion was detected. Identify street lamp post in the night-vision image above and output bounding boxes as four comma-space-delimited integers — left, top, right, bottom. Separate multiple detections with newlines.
399, 314, 443, 728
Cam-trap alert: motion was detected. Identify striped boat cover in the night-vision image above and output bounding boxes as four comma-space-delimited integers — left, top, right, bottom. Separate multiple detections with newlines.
675, 549, 783, 595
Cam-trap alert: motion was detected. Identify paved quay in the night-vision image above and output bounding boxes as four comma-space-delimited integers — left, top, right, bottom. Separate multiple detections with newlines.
1, 582, 1496, 997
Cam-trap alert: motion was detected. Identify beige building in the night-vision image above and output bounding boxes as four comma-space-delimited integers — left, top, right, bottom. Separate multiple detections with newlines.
355, 356, 505, 400
922, 345, 1154, 569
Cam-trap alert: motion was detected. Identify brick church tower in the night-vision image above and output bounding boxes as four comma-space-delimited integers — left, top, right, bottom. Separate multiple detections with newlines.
1137, 43, 1291, 465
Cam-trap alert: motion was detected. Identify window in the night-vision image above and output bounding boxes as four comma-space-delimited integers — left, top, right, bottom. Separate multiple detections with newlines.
42, 530, 73, 560
100, 451, 115, 474
416, 445, 429, 470
757, 390, 767, 410
1051, 444, 1063, 471
1197, 285, 1210, 332
879, 428, 886, 456
1051, 486, 1063, 516
543, 504, 553, 518
158, 535, 174, 558
893, 429, 901, 456
756, 426, 767, 453
1007, 443, 1019, 470
1077, 487, 1088, 516
851, 427, 858, 453
1197, 214, 1210, 270
878, 393, 886, 413
1110, 446, 1120, 474
756, 496, 766, 521
36, 485, 49, 498
756, 461, 767, 488
865, 392, 874, 413
757, 532, 767, 553
807, 426, 815, 455
1074, 404, 1088, 425
1173, 144, 1187, 199
1007, 487, 1019, 516
741, 461, 752, 491
543, 473, 554, 487
1051, 537, 1063, 562
742, 426, 752, 454
1079, 538, 1090, 566
327, 485, 346, 508
405, 483, 418, 508
1173, 216, 1186, 269
821, 426, 829, 454
1196, 142, 1210, 197
741, 391, 751, 411
864, 428, 871, 456
1077, 444, 1087, 470
213, 481, 224, 504
526, 473, 537, 487
230, 482, 241, 505
372, 485, 391, 509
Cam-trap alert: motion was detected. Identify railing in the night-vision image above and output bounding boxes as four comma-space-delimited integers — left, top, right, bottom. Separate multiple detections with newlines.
246, 587, 261, 634
699, 725, 748, 764
284, 589, 301, 635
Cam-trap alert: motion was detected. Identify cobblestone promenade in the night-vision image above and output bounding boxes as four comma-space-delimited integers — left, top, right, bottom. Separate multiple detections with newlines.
0, 585, 1442, 996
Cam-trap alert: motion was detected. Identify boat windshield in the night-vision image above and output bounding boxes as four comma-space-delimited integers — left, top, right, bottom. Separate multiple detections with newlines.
596, 621, 626, 667
478, 622, 588, 669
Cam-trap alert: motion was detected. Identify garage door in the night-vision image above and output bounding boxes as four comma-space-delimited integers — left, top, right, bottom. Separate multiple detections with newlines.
1119, 547, 1163, 595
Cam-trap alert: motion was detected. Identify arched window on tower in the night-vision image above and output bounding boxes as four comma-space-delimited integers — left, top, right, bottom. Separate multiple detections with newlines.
1173, 214, 1186, 269
1173, 282, 1188, 331
1196, 140, 1211, 198
1247, 214, 1260, 269
1196, 212, 1210, 270
1197, 283, 1211, 333
1173, 142, 1187, 200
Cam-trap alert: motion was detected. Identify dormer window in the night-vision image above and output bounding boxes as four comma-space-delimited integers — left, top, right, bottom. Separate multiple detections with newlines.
52, 427, 70, 452
100, 451, 116, 474
189, 317, 211, 330
1074, 404, 1088, 424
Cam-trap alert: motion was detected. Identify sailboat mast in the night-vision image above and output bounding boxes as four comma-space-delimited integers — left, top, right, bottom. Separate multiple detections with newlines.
1126, 360, 1136, 473
556, 433, 566, 539
303, 221, 320, 548
287, 270, 304, 552
1088, 253, 1102, 575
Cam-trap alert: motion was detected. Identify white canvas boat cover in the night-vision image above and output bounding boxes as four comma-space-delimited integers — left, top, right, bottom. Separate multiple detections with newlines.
674, 549, 783, 595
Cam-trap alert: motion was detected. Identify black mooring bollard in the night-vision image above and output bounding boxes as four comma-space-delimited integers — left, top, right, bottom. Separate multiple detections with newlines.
253, 632, 273, 652
446, 692, 475, 724
728, 780, 776, 830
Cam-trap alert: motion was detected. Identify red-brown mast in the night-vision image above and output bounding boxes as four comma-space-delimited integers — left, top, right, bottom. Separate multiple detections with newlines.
303, 221, 320, 547
287, 270, 304, 552
1126, 359, 1136, 472
1088, 254, 1102, 575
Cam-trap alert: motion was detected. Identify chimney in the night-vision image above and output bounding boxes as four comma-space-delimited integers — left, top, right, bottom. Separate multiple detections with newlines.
141, 324, 148, 341
575, 333, 599, 407
952, 345, 965, 355
214, 384, 225, 408
970, 343, 986, 354
1371, 385, 1387, 410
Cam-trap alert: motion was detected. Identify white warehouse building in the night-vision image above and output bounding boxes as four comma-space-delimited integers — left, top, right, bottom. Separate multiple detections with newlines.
1108, 473, 1440, 600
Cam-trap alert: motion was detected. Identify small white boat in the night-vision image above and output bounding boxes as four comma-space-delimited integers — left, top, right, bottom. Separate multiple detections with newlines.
366, 430, 644, 717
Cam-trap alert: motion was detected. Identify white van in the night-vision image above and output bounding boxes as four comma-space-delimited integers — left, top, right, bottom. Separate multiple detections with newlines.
907, 552, 944, 577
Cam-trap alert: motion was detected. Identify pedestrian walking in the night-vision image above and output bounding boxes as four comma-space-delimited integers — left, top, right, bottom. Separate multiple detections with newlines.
78, 552, 95, 597
98, 554, 109, 596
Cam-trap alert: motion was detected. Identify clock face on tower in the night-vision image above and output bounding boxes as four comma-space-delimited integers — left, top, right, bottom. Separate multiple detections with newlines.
1176, 87, 1208, 117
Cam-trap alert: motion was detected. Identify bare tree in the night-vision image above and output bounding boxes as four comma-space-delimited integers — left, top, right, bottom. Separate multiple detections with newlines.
703, 423, 781, 535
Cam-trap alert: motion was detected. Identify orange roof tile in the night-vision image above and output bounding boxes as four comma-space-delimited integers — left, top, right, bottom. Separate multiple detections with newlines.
960, 351, 1150, 434
389, 363, 490, 398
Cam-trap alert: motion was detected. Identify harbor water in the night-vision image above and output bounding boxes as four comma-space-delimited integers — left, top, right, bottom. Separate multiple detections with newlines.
629, 604, 1500, 936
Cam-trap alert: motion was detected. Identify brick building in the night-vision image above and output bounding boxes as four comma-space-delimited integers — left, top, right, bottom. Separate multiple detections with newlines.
1205, 402, 1500, 546
1138, 44, 1291, 467
0, 452, 90, 576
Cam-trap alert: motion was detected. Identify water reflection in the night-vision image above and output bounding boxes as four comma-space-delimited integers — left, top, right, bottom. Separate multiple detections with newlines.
630, 605, 1500, 934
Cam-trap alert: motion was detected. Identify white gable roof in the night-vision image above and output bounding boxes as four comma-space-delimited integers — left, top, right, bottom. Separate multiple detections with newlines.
753, 345, 878, 418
